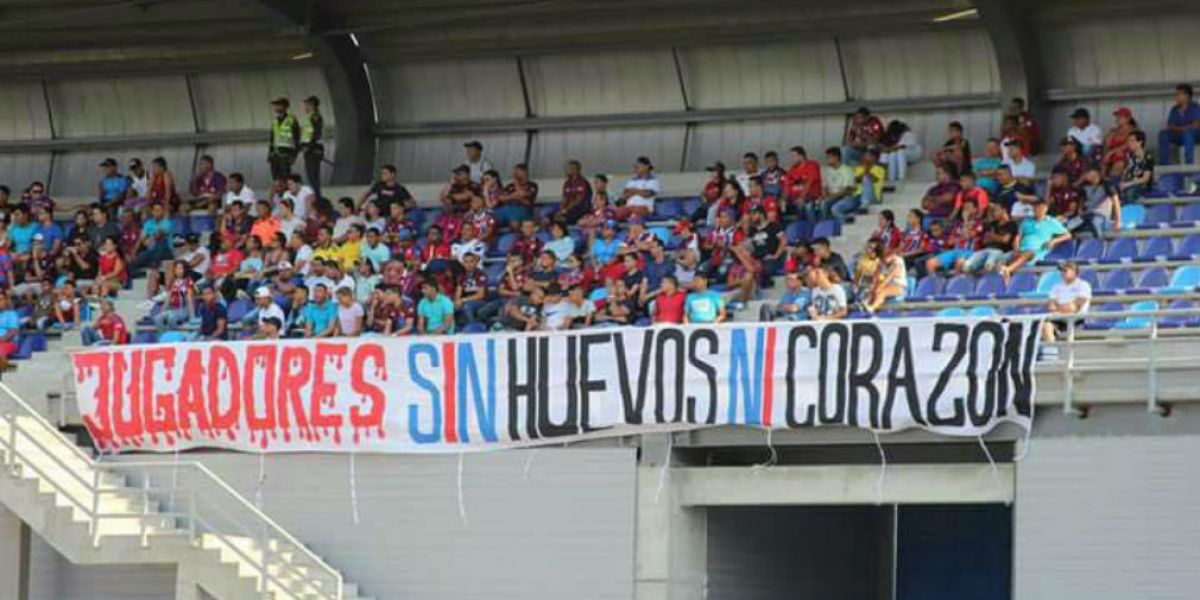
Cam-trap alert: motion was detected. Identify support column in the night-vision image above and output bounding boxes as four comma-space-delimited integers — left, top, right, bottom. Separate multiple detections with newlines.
0, 504, 30, 600
634, 434, 707, 600
974, 0, 1046, 118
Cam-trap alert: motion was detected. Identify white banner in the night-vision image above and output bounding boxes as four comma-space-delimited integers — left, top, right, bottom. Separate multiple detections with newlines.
71, 318, 1040, 453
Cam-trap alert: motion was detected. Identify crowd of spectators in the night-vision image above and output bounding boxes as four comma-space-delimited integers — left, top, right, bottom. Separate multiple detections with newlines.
0, 86, 1194, 356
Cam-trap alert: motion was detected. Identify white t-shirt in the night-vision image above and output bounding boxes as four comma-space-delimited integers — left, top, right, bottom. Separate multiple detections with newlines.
129, 172, 149, 198
255, 301, 286, 328
542, 301, 576, 330
181, 247, 211, 277
284, 185, 315, 220
278, 216, 305, 240
1004, 156, 1036, 179
223, 185, 257, 207
623, 175, 661, 210
811, 285, 848, 317
467, 158, 493, 185
333, 215, 366, 241
1050, 278, 1091, 312
293, 244, 314, 276
735, 170, 762, 195
336, 302, 364, 335
451, 239, 487, 263
1067, 124, 1103, 151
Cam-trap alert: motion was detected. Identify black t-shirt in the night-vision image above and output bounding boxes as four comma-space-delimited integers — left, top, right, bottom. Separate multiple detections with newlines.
503, 296, 540, 330
370, 181, 413, 210
748, 222, 783, 259
1122, 151, 1153, 185
982, 220, 1018, 250
821, 253, 851, 283
996, 182, 1035, 211
68, 248, 99, 280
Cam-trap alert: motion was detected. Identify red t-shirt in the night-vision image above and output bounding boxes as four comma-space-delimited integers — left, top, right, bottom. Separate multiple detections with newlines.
784, 161, 823, 202
953, 187, 989, 213
210, 249, 244, 277
97, 313, 128, 344
654, 291, 687, 324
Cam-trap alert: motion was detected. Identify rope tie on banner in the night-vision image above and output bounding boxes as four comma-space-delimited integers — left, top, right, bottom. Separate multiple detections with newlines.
871, 430, 888, 506
254, 453, 266, 509
1013, 412, 1036, 462
654, 433, 674, 504
752, 427, 778, 470
456, 453, 469, 525
977, 435, 1010, 506
522, 448, 537, 480
349, 450, 360, 525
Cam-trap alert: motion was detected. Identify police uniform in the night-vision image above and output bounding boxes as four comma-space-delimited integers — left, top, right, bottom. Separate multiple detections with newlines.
300, 96, 325, 197
268, 98, 300, 181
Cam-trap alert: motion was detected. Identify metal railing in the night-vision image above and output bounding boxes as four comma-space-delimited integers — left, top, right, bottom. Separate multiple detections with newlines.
0, 382, 344, 600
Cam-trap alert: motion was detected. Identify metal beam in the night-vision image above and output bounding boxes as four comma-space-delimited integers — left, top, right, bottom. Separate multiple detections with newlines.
1044, 82, 1200, 103
251, 0, 376, 184
973, 0, 1045, 115
376, 93, 999, 137
0, 129, 347, 154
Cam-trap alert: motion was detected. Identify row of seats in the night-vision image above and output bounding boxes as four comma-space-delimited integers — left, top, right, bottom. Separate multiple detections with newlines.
909, 265, 1200, 301
1121, 203, 1200, 229
1041, 235, 1200, 264
875, 300, 1199, 330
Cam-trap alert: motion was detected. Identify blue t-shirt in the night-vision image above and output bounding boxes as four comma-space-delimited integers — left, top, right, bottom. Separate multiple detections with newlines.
973, 157, 1004, 195
0, 309, 20, 336
143, 218, 174, 249
591, 238, 621, 264
301, 300, 338, 335
1018, 217, 1069, 260
685, 291, 724, 323
418, 294, 456, 334
197, 301, 227, 339
100, 175, 130, 203
38, 223, 63, 250
8, 223, 36, 254
1167, 102, 1200, 129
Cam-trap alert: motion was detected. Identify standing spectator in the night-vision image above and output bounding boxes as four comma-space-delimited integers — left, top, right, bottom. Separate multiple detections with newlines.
300, 96, 325, 198
559, 160, 592, 224
1119, 130, 1153, 204
194, 285, 228, 341
843, 107, 884, 164
358, 165, 414, 211
760, 272, 809, 321
933, 121, 972, 175
146, 157, 180, 214
616, 156, 660, 220
96, 158, 129, 213
997, 198, 1072, 282
496, 164, 538, 228
807, 266, 848, 320
80, 298, 127, 347
463, 140, 493, 185
268, 97, 300, 181
1003, 139, 1036, 182
683, 274, 726, 324
1041, 261, 1092, 350
186, 155, 227, 214
735, 152, 762, 195
417, 278, 456, 334
879, 120, 922, 181
1066, 108, 1103, 157
1157, 83, 1200, 165
920, 164, 961, 222
1007, 97, 1042, 155
651, 275, 687, 324
783, 146, 823, 217
815, 147, 854, 222
831, 148, 884, 222
223, 173, 256, 208
761, 151, 785, 198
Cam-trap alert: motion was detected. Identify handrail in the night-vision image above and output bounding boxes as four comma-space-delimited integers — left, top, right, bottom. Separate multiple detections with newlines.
0, 382, 344, 600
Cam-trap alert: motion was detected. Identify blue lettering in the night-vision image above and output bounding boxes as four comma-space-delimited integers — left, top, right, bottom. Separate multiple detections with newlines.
407, 344, 442, 444
726, 328, 764, 425
457, 340, 498, 442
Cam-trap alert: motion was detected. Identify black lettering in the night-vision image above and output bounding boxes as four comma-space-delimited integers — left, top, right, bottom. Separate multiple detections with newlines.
654, 329, 686, 423
818, 323, 849, 424
686, 329, 719, 424
786, 326, 818, 427
997, 321, 1038, 418
967, 321, 1005, 427
542, 336, 579, 438
614, 330, 655, 425
506, 337, 539, 440
579, 333, 612, 433
881, 327, 923, 429
849, 323, 884, 428
927, 323, 968, 427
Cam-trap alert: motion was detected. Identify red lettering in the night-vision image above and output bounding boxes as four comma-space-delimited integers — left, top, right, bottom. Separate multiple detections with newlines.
174, 349, 210, 440
243, 345, 278, 449
311, 343, 346, 441
141, 347, 177, 445
442, 342, 457, 443
276, 345, 312, 441
73, 353, 113, 450
111, 350, 144, 446
349, 344, 387, 441
207, 346, 241, 440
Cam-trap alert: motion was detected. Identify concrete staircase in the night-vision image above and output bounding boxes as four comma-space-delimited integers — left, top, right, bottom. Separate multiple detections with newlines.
0, 382, 373, 600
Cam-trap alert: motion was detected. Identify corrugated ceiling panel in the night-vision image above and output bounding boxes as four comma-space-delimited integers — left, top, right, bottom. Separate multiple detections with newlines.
47, 76, 193, 138
373, 59, 525, 124
1039, 15, 1200, 89
0, 82, 52, 141
0, 153, 52, 190
525, 49, 685, 116
843, 30, 998, 100
681, 41, 845, 109
530, 126, 686, 176
192, 67, 333, 132
378, 132, 527, 184
686, 117, 846, 171
50, 146, 196, 197
203, 140, 337, 192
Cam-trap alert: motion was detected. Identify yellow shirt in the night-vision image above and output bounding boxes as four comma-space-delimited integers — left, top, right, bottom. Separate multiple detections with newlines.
854, 164, 886, 199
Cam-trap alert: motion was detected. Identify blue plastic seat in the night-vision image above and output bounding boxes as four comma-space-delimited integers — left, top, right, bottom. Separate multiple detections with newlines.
484, 262, 505, 287
975, 272, 1007, 298
159, 331, 191, 344
1133, 267, 1170, 293
132, 331, 159, 345
1079, 269, 1101, 291
967, 305, 998, 318
1154, 173, 1185, 195
1099, 268, 1133, 294
190, 214, 217, 233
536, 204, 560, 220
1042, 240, 1075, 263
936, 307, 966, 318
680, 198, 702, 217
1171, 234, 1200, 260
1074, 238, 1105, 263
1101, 238, 1138, 264
1165, 265, 1200, 293
785, 220, 813, 244
812, 219, 841, 240
648, 226, 672, 245
940, 274, 976, 299
1179, 202, 1200, 223
1034, 271, 1062, 297
1082, 302, 1125, 330
1142, 204, 1176, 227
1115, 300, 1158, 329
490, 232, 517, 258
589, 288, 608, 303
1160, 300, 1198, 328
911, 275, 945, 300
1006, 271, 1038, 297
1120, 204, 1146, 228
461, 323, 488, 334
653, 198, 682, 220
226, 298, 253, 323
1138, 236, 1174, 261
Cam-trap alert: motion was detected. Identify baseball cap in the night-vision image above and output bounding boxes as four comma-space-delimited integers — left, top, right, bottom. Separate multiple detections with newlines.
1112, 107, 1133, 119
705, 161, 726, 172
463, 140, 483, 150
635, 156, 654, 169
255, 286, 273, 299
270, 97, 289, 107
185, 233, 201, 244
128, 158, 143, 169
99, 158, 117, 167
1069, 108, 1090, 120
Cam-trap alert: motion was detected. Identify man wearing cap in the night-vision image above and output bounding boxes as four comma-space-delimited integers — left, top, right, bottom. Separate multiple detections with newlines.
997, 197, 1072, 282
126, 158, 149, 201
96, 158, 129, 211
1042, 260, 1091, 349
1002, 139, 1036, 181
300, 96, 325, 197
1158, 83, 1200, 165
1066, 108, 1103, 157
616, 156, 660, 220
844, 107, 884, 165
268, 97, 300, 182
462, 141, 492, 185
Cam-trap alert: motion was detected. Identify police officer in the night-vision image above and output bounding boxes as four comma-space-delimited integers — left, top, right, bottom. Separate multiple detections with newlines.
300, 95, 325, 198
268, 97, 300, 182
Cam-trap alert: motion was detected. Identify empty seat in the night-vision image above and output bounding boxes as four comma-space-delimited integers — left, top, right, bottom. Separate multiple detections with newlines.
132, 331, 159, 345
936, 307, 966, 318
1115, 300, 1158, 329
1160, 300, 1199, 328
975, 272, 1007, 298
967, 305, 998, 318
1074, 238, 1105, 262
680, 198, 702, 217
1006, 272, 1038, 297
1034, 271, 1062, 296
1154, 173, 1185, 195
1179, 202, 1200, 223
785, 220, 813, 244
1171, 234, 1200, 260
536, 204, 560, 220
159, 331, 191, 343
1166, 265, 1200, 293
484, 262, 505, 286
1079, 268, 1102, 291
1138, 236, 1174, 261
1043, 240, 1075, 263
910, 275, 945, 300
1099, 269, 1133, 293
811, 219, 841, 240
490, 232, 517, 257
1101, 238, 1138, 263
1142, 204, 1176, 227
653, 198, 682, 220
226, 298, 253, 323
1082, 302, 1125, 330
940, 274, 976, 299
1133, 267, 1170, 292
1120, 204, 1146, 228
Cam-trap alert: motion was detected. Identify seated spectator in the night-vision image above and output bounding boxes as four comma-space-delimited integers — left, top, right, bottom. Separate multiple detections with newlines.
559, 160, 592, 224
897, 209, 931, 273
92, 237, 127, 298
853, 239, 881, 300
249, 199, 281, 248
651, 275, 686, 324
301, 283, 338, 338
417, 277, 456, 334
1119, 130, 1152, 204
247, 286, 286, 333
925, 200, 983, 274
453, 252, 488, 325
335, 286, 363, 337
126, 158, 149, 203
814, 147, 854, 222
1157, 83, 1200, 165
146, 157, 180, 214
80, 298, 127, 347
496, 163, 538, 228
186, 154, 227, 214
127, 202, 173, 277
742, 177, 780, 224
1055, 138, 1088, 186
760, 272, 809, 321
577, 186, 616, 238
879, 120, 921, 181
282, 174, 316, 220
48, 280, 80, 330
559, 284, 596, 328
962, 203, 1017, 273
952, 170, 989, 219
223, 172, 256, 208
357, 165, 413, 211
439, 165, 479, 215
530, 250, 561, 292
543, 221, 575, 262
683, 274, 726, 324
1002, 139, 1036, 182
462, 140, 492, 184
831, 148, 885, 222
1101, 107, 1139, 178
1066, 108, 1103, 158
872, 209, 902, 251
932, 121, 971, 175
254, 317, 283, 340
354, 260, 380, 304
1041, 261, 1092, 351
864, 242, 907, 313
367, 284, 413, 336
154, 260, 194, 330
997, 198, 1072, 282
1045, 167, 1082, 223
96, 158, 130, 213
502, 286, 544, 331
843, 106, 884, 164
761, 151, 785, 197
995, 164, 1039, 219
1073, 165, 1121, 239
194, 284, 228, 341
615, 156, 659, 220
510, 219, 543, 266
972, 138, 1004, 195
919, 164, 961, 222
806, 266, 848, 321
1006, 97, 1042, 155
360, 227, 391, 271
811, 237, 850, 284
783, 146, 823, 218
8, 207, 36, 257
